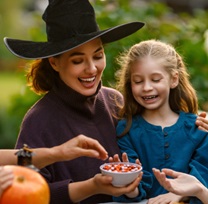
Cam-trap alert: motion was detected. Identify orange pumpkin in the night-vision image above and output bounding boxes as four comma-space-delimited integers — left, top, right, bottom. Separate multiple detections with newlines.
0, 165, 50, 204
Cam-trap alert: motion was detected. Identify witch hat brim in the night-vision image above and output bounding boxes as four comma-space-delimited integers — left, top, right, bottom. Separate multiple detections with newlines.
4, 22, 144, 59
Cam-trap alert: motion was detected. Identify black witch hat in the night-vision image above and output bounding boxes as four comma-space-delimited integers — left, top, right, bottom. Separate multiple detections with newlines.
4, 0, 144, 59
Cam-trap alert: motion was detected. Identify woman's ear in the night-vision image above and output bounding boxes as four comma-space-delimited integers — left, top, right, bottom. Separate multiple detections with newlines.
170, 72, 179, 89
49, 57, 59, 72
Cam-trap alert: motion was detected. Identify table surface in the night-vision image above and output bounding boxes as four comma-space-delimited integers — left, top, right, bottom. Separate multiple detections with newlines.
99, 200, 148, 204
99, 200, 186, 204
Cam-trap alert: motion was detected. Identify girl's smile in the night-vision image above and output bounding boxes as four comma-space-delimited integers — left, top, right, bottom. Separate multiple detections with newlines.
142, 95, 159, 104
131, 57, 177, 113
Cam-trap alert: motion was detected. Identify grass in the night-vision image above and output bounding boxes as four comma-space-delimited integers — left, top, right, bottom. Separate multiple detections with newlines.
0, 71, 26, 108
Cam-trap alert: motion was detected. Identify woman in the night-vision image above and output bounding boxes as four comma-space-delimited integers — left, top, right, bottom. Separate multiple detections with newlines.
4, 0, 144, 203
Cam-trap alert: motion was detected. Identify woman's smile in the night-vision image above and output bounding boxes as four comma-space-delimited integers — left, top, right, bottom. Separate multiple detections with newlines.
78, 76, 96, 88
49, 38, 106, 96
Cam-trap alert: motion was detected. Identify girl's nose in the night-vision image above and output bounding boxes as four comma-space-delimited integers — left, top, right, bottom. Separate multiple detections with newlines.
143, 81, 153, 91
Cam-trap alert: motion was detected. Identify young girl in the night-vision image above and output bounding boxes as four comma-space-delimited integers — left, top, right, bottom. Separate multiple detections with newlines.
114, 39, 208, 204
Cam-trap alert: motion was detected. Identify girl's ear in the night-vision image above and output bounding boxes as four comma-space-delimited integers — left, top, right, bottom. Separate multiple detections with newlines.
170, 72, 179, 89
49, 57, 59, 72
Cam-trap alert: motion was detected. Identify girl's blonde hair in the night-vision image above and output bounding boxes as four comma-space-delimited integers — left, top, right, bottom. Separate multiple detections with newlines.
115, 39, 198, 135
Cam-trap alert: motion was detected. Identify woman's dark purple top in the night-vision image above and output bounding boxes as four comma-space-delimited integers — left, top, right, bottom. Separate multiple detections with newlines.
15, 78, 122, 204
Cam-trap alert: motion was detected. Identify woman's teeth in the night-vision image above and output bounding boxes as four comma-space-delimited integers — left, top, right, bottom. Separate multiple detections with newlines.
79, 77, 95, 82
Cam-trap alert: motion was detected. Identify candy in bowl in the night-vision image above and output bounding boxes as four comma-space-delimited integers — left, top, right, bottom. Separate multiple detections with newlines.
100, 162, 142, 187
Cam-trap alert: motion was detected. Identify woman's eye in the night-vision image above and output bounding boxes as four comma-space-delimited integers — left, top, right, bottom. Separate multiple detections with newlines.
72, 59, 83, 64
94, 53, 103, 60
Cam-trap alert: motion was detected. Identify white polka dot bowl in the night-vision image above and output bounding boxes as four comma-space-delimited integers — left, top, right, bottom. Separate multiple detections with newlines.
100, 162, 142, 187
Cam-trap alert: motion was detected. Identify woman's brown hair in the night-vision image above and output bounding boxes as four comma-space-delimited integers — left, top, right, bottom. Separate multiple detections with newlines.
26, 58, 59, 95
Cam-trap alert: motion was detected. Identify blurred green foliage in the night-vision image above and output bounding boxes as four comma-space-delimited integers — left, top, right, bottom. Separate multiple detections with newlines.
0, 1, 208, 148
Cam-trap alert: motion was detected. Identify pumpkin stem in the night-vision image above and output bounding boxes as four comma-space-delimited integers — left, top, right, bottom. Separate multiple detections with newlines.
17, 175, 25, 183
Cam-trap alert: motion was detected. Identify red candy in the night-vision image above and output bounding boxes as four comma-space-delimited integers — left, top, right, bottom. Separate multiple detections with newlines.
102, 163, 140, 173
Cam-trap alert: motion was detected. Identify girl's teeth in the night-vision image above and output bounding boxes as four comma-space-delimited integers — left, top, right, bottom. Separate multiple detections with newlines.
143, 96, 156, 100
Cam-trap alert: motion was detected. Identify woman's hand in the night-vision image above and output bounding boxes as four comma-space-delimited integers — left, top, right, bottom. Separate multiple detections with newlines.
93, 172, 143, 197
196, 112, 208, 132
69, 172, 143, 203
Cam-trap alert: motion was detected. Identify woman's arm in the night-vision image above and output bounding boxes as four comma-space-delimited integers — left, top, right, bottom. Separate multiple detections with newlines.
69, 172, 143, 203
153, 168, 208, 204
0, 135, 108, 169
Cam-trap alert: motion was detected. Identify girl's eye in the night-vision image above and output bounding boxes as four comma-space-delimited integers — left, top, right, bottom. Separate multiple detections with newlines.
134, 80, 143, 84
152, 78, 161, 82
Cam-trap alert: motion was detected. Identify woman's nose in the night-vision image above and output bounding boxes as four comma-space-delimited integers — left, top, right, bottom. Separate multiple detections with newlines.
85, 60, 97, 74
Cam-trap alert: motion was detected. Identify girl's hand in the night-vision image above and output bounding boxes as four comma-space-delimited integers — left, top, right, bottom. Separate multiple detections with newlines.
109, 152, 142, 166
108, 152, 128, 163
